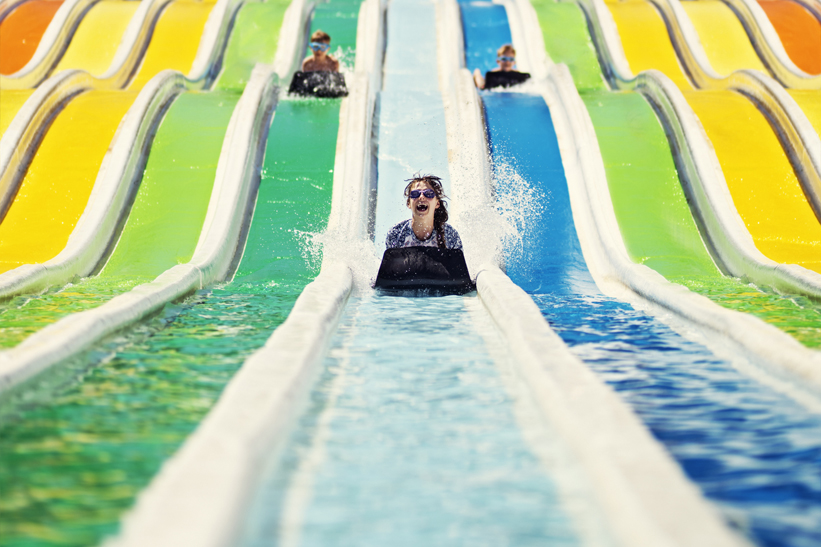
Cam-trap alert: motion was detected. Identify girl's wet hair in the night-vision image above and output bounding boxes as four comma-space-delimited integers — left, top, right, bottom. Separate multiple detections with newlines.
404, 174, 449, 248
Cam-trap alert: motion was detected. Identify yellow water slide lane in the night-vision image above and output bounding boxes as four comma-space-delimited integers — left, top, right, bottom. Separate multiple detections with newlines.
0, 90, 33, 135
127, 0, 216, 89
679, 0, 768, 76
790, 90, 821, 136
605, 0, 694, 88
53, 0, 140, 76
684, 90, 821, 271
0, 90, 138, 273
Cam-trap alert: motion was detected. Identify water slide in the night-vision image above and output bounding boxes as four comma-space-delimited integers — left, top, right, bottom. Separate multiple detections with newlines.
463, 1, 821, 544
0, 0, 820, 545
0, 0, 368, 542
757, 0, 821, 74
0, 0, 752, 545
0, 0, 310, 388
624, 1, 821, 252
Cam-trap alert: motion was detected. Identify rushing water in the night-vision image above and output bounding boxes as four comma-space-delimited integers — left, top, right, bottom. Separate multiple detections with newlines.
239, 294, 587, 547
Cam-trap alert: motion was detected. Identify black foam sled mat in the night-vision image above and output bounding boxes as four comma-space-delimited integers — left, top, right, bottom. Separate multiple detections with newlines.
484, 70, 530, 90
374, 247, 476, 296
288, 71, 349, 98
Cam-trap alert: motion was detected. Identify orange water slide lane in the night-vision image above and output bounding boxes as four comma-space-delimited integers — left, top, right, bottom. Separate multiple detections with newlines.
0, 90, 138, 272
127, 0, 217, 89
53, 0, 141, 76
757, 0, 821, 74
0, 0, 216, 271
679, 0, 768, 75
0, 0, 63, 74
605, 0, 694, 88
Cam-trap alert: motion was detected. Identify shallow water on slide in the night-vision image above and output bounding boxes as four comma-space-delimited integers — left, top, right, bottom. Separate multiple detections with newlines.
240, 294, 589, 546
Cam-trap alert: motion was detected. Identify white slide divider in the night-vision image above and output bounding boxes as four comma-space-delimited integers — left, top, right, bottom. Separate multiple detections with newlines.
271, 0, 314, 82
0, 70, 185, 298
0, 63, 278, 394
1, 0, 245, 89
0, 0, 31, 20
103, 1, 383, 544
440, 1, 748, 545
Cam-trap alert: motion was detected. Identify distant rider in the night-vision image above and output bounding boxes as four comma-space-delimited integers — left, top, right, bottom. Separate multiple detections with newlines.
302, 30, 340, 72
473, 44, 526, 89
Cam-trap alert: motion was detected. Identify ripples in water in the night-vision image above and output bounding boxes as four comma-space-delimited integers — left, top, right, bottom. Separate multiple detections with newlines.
533, 292, 821, 547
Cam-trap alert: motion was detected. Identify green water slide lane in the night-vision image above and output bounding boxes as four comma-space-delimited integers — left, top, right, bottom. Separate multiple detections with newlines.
583, 91, 821, 347
216, 0, 292, 91
530, 0, 607, 90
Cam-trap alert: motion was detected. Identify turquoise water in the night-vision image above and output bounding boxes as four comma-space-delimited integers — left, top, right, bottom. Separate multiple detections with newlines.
239, 294, 584, 546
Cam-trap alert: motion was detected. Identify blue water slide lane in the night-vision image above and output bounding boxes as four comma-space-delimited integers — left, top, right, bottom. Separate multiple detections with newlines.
237, 0, 587, 543
460, 2, 821, 546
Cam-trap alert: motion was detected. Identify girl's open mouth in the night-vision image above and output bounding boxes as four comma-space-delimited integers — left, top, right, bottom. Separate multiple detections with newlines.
416, 203, 429, 212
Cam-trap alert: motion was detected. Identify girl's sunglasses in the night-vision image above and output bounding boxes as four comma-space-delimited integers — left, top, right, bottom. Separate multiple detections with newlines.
409, 189, 436, 199
310, 42, 330, 52
498, 56, 515, 62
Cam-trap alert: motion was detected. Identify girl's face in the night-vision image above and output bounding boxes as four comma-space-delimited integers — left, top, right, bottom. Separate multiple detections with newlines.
407, 180, 440, 220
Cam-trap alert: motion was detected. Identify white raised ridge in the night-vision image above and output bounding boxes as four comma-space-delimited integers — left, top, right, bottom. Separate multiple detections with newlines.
636, 70, 821, 299
102, 1, 383, 542
272, 0, 314, 82
721, 0, 821, 87
0, 0, 267, 294
511, 0, 553, 78
186, 0, 249, 85
99, 0, 176, 81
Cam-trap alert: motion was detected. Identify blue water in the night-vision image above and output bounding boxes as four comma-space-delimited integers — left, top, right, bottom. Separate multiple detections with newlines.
463, 3, 821, 546
460, 1, 512, 74
240, 295, 583, 546
373, 0, 451, 246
